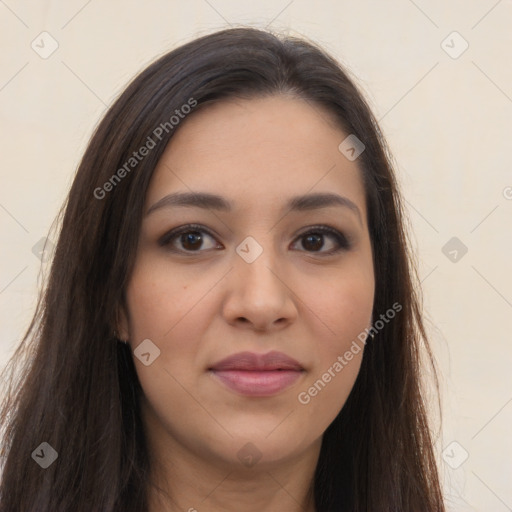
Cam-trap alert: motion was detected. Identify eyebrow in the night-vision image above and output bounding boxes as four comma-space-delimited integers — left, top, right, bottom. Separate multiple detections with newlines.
145, 191, 362, 224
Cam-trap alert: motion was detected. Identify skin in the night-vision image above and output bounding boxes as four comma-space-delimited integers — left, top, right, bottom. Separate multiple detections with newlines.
117, 95, 375, 512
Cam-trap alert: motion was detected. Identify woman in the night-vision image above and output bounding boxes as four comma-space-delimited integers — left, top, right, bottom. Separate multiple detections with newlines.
0, 27, 445, 511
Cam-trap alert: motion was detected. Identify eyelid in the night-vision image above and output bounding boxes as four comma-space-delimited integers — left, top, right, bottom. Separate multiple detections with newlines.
294, 224, 352, 249
158, 223, 352, 254
158, 223, 220, 249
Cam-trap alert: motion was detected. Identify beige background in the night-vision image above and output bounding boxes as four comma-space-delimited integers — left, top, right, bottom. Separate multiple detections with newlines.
1, 1, 511, 510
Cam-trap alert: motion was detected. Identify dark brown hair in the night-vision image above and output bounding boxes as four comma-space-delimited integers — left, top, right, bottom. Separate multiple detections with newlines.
0, 27, 445, 511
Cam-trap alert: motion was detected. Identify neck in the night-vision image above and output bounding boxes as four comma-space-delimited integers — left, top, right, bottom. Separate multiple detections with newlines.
147, 464, 318, 512
142, 403, 320, 512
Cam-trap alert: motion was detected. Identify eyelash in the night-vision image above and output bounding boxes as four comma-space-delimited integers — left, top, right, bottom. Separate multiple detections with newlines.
158, 223, 352, 256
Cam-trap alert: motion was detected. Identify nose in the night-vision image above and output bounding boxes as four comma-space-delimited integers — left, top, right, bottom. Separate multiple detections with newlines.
222, 243, 298, 332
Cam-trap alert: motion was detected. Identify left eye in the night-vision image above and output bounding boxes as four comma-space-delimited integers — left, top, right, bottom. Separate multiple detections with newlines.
292, 226, 351, 253
159, 224, 350, 254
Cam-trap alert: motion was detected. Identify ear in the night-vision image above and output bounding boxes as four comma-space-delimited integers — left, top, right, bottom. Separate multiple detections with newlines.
115, 302, 130, 342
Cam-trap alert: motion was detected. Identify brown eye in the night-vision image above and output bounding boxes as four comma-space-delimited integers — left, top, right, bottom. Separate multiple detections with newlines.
292, 226, 351, 254
159, 224, 351, 255
180, 231, 204, 251
159, 224, 221, 252
302, 233, 324, 251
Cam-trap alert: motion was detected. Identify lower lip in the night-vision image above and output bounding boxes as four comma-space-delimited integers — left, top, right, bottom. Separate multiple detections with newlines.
210, 370, 303, 396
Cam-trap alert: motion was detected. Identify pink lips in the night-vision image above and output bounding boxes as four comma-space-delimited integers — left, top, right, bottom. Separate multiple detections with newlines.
209, 351, 304, 396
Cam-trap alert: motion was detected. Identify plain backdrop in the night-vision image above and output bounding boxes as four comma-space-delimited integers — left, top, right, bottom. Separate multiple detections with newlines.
1, 1, 511, 510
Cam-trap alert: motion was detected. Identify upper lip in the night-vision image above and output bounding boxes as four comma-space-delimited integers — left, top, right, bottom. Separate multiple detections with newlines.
209, 351, 304, 371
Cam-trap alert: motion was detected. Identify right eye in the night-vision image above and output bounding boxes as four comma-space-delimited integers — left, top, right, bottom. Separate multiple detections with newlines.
159, 224, 222, 253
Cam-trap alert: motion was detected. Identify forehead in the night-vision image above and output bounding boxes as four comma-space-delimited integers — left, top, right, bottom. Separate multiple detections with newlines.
146, 95, 367, 223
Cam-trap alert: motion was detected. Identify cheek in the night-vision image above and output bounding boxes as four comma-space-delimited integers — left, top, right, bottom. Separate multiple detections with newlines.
125, 261, 210, 409
308, 266, 374, 353
125, 258, 205, 341
297, 265, 374, 417
125, 258, 224, 380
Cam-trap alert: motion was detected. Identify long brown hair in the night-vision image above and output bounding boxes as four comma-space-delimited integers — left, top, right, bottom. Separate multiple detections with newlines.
0, 27, 445, 511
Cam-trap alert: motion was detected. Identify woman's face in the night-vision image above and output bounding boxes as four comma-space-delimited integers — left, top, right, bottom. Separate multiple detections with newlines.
119, 95, 375, 471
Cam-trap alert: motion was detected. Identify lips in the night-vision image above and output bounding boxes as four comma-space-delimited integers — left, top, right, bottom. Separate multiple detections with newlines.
210, 351, 303, 371
209, 351, 304, 396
